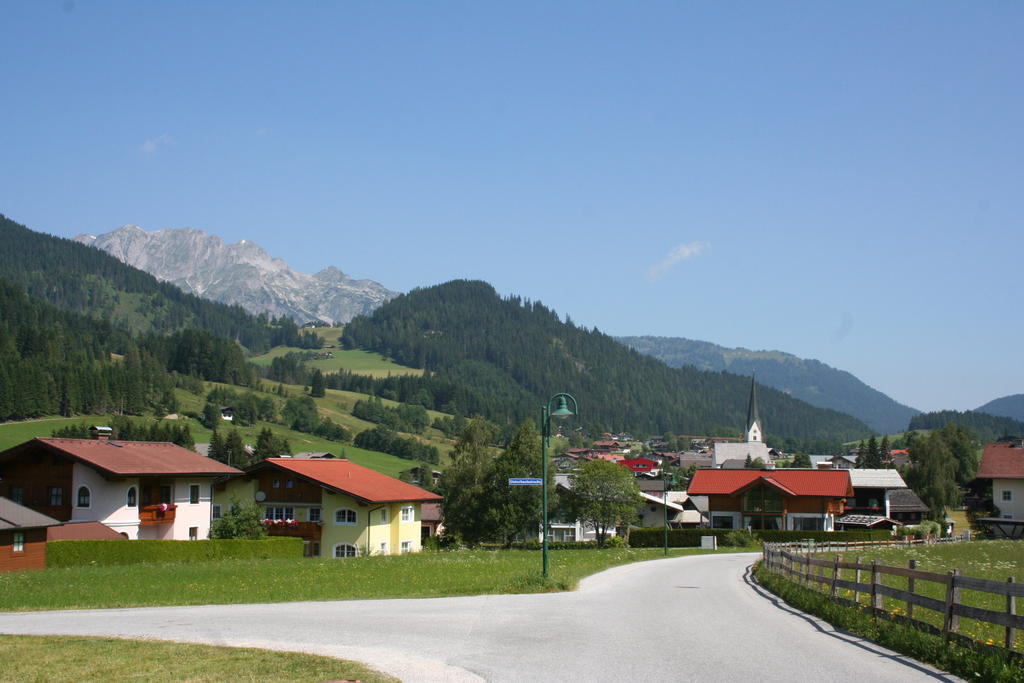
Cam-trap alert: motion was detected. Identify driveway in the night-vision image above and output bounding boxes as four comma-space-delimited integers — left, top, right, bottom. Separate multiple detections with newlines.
0, 552, 959, 682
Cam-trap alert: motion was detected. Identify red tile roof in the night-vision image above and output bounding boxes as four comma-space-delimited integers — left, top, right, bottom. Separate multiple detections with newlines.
47, 521, 124, 541
260, 458, 443, 503
687, 469, 853, 497
1, 438, 242, 477
977, 441, 1024, 479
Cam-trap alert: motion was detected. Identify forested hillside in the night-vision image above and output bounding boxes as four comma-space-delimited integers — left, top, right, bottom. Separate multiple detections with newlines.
340, 280, 872, 447
617, 335, 919, 435
975, 394, 1024, 422
0, 214, 318, 353
909, 410, 1024, 443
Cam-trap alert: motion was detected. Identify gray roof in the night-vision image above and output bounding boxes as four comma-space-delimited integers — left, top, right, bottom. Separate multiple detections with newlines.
712, 441, 771, 466
0, 497, 61, 530
837, 514, 897, 527
889, 488, 929, 513
848, 469, 907, 489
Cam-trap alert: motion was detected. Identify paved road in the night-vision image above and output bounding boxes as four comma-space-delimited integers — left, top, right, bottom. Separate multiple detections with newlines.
0, 553, 959, 682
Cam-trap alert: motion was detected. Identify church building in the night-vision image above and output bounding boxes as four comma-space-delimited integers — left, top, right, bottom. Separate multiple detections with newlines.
711, 376, 773, 468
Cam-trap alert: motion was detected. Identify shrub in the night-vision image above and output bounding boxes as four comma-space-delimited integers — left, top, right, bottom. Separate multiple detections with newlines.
47, 538, 303, 568
721, 530, 755, 547
628, 528, 891, 548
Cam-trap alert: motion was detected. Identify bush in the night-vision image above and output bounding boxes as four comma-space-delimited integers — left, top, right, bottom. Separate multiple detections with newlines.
47, 538, 303, 568
628, 528, 891, 548
721, 530, 755, 547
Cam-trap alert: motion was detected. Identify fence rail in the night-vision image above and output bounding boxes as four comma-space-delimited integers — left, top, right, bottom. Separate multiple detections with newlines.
762, 541, 1021, 658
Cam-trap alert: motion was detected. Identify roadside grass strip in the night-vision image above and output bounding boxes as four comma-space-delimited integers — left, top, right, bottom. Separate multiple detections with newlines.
0, 634, 397, 682
755, 563, 1023, 683
0, 547, 735, 612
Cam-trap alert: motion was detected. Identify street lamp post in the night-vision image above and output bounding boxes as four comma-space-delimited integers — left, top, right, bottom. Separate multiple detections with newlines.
541, 392, 577, 579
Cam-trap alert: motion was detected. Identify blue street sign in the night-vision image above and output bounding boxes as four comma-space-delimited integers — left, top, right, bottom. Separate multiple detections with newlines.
508, 477, 543, 486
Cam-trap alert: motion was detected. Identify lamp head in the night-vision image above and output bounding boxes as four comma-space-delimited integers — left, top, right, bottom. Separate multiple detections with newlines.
550, 395, 575, 419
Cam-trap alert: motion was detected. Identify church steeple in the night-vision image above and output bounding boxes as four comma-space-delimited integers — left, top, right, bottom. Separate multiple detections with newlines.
746, 374, 763, 443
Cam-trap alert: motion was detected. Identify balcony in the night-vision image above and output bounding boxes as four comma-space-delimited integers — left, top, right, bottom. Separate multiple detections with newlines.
264, 521, 322, 539
139, 504, 177, 525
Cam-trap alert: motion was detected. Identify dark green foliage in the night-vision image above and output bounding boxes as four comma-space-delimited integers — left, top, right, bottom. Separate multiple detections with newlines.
909, 410, 1024, 443
282, 395, 319, 432
46, 538, 301, 567
340, 280, 871, 442
210, 499, 268, 539
439, 419, 498, 545
905, 431, 961, 521
252, 428, 291, 462
789, 452, 812, 468
352, 396, 429, 433
353, 425, 438, 463
312, 417, 350, 443
50, 417, 195, 449
618, 335, 920, 435
567, 459, 641, 547
205, 387, 277, 426
628, 528, 891, 547
309, 369, 326, 398
858, 435, 884, 468
223, 429, 248, 468
483, 420, 544, 547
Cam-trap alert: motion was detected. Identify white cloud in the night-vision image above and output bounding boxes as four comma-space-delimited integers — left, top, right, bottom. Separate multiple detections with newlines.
647, 241, 709, 281
140, 133, 173, 153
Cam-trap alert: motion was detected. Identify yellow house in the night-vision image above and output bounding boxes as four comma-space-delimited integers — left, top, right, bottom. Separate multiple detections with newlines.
215, 457, 442, 558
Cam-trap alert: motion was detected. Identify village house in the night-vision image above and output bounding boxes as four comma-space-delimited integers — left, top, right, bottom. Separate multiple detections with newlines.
215, 456, 442, 558
973, 438, 1024, 539
834, 469, 909, 531
0, 497, 123, 572
0, 436, 241, 541
687, 468, 853, 531
620, 457, 660, 478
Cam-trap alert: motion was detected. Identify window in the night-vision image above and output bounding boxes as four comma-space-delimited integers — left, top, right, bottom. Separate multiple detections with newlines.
126, 487, 137, 508
711, 515, 734, 529
264, 506, 294, 521
791, 516, 824, 531
189, 484, 200, 505
379, 508, 388, 523
400, 540, 412, 554
308, 507, 321, 523
211, 504, 222, 520
10, 485, 23, 505
379, 542, 389, 555
272, 479, 280, 488
159, 486, 172, 505
334, 508, 357, 525
286, 479, 294, 489
401, 505, 414, 523
76, 486, 91, 508
48, 487, 63, 506
312, 542, 320, 557
13, 532, 25, 552
188, 526, 198, 541
742, 485, 782, 513
334, 543, 358, 558
1003, 490, 1013, 502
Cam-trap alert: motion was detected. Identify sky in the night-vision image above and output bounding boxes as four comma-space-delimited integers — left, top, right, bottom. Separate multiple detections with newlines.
2, 1, 1021, 414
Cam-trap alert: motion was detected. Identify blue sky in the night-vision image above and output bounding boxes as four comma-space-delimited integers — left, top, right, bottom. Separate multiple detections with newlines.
2, 1, 1021, 415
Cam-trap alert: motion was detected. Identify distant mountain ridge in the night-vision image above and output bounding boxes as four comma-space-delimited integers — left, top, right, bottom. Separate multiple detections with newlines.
976, 394, 1024, 422
75, 225, 397, 324
616, 335, 919, 435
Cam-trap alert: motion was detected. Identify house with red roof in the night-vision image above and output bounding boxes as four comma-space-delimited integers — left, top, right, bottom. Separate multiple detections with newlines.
215, 457, 442, 558
977, 438, 1024, 522
0, 436, 242, 541
687, 469, 853, 531
620, 457, 660, 477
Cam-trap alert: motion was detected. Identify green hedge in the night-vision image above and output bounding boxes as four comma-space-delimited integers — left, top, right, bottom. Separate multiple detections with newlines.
47, 538, 304, 568
628, 528, 891, 548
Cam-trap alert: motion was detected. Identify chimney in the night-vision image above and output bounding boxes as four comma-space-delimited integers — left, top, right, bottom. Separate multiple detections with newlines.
90, 425, 112, 441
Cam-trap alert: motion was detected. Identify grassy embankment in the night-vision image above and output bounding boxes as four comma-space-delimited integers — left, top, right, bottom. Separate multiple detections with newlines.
0, 635, 396, 683
808, 541, 1024, 651
0, 548, 736, 612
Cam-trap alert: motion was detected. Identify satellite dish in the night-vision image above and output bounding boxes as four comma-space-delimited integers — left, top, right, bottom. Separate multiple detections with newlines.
255, 491, 266, 502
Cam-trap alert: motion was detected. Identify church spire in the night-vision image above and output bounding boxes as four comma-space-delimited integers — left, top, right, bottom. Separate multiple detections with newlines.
746, 374, 763, 443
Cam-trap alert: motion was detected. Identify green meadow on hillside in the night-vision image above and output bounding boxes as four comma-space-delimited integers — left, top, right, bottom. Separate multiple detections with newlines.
250, 346, 423, 378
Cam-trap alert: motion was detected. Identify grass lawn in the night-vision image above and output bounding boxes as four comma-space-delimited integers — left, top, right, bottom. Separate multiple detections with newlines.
0, 548, 739, 612
0, 634, 396, 682
250, 346, 423, 378
815, 540, 1023, 651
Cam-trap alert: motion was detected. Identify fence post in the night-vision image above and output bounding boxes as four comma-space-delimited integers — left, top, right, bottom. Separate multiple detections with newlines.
854, 555, 863, 606
831, 554, 842, 599
1006, 576, 1017, 651
943, 569, 962, 639
871, 559, 883, 614
906, 559, 917, 620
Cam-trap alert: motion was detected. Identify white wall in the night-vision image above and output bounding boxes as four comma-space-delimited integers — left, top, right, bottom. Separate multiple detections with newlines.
71, 465, 141, 538
996, 479, 1024, 519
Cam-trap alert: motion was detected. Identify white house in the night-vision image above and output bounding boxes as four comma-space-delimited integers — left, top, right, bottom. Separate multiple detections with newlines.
0, 436, 242, 540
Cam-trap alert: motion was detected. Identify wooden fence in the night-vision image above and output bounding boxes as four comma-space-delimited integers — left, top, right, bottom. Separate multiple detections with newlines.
761, 542, 1023, 659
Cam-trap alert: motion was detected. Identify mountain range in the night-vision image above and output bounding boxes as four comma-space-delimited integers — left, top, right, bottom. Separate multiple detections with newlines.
75, 225, 396, 325
975, 394, 1024, 422
617, 336, 920, 435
